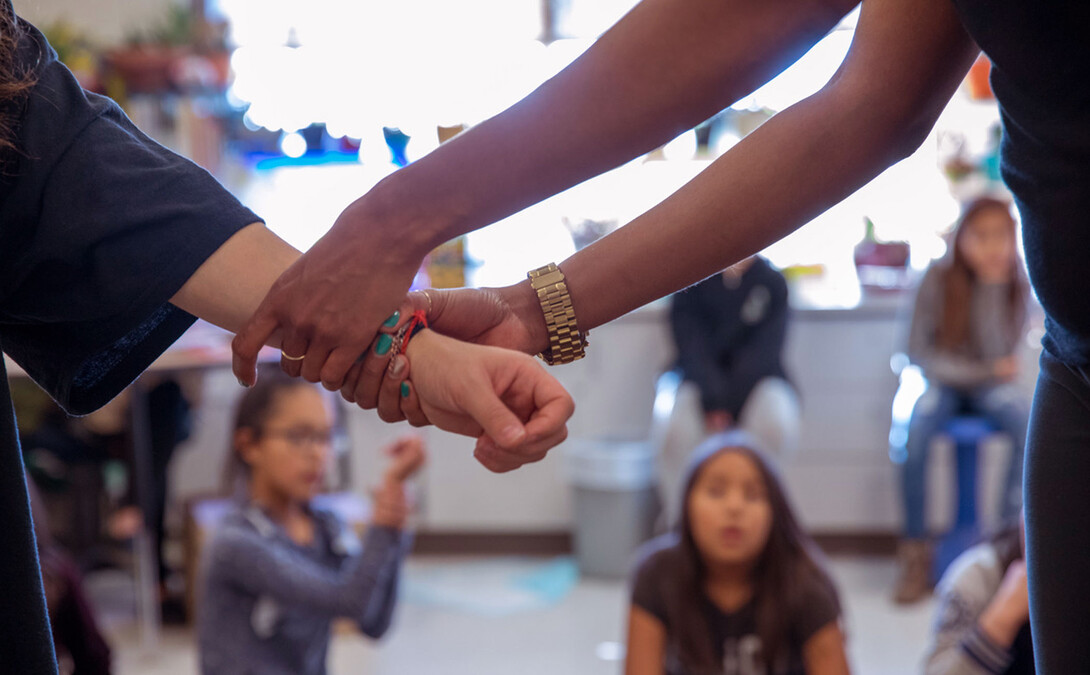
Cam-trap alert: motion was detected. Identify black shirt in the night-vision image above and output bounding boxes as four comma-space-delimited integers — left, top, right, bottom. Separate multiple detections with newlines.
670, 258, 791, 418
631, 539, 839, 675
1, 18, 260, 674
949, 1, 1090, 365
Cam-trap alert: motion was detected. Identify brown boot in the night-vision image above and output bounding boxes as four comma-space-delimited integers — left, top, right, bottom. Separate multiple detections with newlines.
893, 539, 933, 604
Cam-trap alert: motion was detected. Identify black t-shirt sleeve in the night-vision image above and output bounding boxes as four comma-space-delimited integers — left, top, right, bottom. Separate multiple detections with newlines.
793, 574, 841, 645
630, 542, 674, 626
0, 47, 261, 414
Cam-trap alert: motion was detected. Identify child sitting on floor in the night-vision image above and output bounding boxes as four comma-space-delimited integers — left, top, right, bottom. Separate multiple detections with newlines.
198, 371, 423, 675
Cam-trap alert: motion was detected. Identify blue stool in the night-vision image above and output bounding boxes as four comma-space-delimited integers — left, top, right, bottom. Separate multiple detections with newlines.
932, 415, 998, 583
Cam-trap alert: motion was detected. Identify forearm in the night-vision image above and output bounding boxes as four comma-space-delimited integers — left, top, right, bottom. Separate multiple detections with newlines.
543, 0, 977, 343
212, 524, 403, 618
356, 530, 413, 638
562, 97, 951, 331
977, 598, 1024, 650
169, 222, 300, 340
357, 0, 855, 252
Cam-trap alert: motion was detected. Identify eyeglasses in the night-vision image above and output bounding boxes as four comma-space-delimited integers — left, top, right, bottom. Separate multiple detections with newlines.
261, 427, 338, 451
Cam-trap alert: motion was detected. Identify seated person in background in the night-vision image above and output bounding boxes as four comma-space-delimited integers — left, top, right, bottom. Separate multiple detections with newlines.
669, 256, 799, 455
892, 198, 1031, 605
625, 432, 849, 675
198, 372, 422, 675
923, 516, 1032, 675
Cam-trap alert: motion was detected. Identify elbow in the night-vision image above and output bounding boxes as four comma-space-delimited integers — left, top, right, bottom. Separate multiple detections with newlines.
886, 115, 936, 165
359, 616, 392, 640
823, 72, 946, 169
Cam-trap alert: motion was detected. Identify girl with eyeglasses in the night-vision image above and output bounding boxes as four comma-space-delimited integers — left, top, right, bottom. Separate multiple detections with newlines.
197, 371, 423, 675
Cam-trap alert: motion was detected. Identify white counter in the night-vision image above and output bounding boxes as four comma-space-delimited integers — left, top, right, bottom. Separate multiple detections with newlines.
163, 288, 1042, 536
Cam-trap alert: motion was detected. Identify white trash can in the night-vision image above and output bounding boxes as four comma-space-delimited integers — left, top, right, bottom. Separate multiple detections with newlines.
565, 439, 658, 578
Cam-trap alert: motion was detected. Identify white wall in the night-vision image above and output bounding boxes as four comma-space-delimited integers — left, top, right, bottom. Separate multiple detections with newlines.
14, 0, 183, 45
167, 297, 1041, 535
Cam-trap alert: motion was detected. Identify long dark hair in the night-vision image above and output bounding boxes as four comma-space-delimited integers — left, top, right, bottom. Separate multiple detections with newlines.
0, 1, 36, 159
658, 432, 840, 673
938, 197, 1028, 351
222, 368, 316, 495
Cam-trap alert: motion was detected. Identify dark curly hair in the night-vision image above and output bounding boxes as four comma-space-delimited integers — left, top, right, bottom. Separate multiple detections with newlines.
1, 1, 36, 159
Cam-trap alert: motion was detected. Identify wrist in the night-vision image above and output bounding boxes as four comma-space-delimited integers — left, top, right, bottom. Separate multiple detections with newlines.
978, 602, 1025, 648
524, 262, 589, 364
343, 177, 454, 263
371, 517, 404, 530
497, 280, 551, 355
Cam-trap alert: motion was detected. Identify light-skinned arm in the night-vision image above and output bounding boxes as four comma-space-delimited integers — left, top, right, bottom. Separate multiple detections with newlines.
625, 604, 668, 675
170, 224, 574, 462
803, 622, 853, 674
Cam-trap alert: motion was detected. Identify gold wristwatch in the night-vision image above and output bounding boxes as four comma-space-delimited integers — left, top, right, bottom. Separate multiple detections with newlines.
527, 263, 588, 365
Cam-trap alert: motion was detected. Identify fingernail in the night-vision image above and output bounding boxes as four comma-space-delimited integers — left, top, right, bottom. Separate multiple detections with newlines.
376, 333, 393, 355
237, 377, 247, 388
501, 425, 525, 445
389, 357, 406, 376
383, 311, 400, 328
400, 382, 410, 398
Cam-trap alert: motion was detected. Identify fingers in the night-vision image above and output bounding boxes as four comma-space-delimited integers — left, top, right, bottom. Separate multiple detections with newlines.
356, 331, 405, 410
386, 435, 426, 482
473, 425, 569, 473
376, 356, 410, 422
339, 362, 364, 404
232, 307, 281, 386
521, 370, 576, 441
471, 360, 573, 473
460, 387, 528, 450
407, 291, 434, 320
278, 333, 310, 378
299, 339, 334, 383
320, 346, 367, 392
296, 307, 407, 389
400, 380, 430, 428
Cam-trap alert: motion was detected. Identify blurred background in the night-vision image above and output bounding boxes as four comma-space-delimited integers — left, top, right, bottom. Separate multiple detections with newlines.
9, 1, 1033, 673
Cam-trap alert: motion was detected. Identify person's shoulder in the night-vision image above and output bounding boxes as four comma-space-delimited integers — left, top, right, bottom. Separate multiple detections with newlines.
631, 533, 683, 581
17, 24, 113, 137
750, 257, 788, 295
797, 564, 840, 613
629, 534, 683, 624
207, 504, 273, 551
919, 261, 949, 290
909, 263, 948, 310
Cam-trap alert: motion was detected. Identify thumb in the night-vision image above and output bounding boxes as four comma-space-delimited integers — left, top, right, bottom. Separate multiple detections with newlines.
462, 386, 527, 449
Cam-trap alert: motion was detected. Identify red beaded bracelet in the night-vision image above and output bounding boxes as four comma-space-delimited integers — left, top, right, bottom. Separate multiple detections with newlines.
395, 309, 428, 356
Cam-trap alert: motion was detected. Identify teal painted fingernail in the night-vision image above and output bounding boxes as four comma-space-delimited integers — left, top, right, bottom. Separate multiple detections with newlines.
400, 382, 410, 398
376, 333, 393, 355
383, 311, 400, 328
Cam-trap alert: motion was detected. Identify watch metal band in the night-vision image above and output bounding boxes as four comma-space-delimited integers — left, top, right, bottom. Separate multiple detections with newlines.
528, 263, 587, 365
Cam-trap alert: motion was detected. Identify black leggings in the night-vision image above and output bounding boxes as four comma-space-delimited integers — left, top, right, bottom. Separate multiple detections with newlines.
1026, 350, 1090, 673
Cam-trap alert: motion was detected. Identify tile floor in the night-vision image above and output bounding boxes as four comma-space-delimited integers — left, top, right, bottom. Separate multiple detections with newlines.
96, 554, 936, 675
